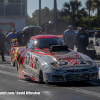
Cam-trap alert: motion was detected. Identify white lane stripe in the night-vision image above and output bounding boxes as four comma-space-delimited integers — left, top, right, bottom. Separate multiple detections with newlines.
0, 64, 16, 70
67, 87, 100, 98
0, 67, 100, 98
18, 80, 27, 83
0, 70, 17, 77
5, 55, 10, 58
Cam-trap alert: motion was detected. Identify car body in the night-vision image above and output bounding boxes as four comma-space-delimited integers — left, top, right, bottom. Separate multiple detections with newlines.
10, 35, 99, 83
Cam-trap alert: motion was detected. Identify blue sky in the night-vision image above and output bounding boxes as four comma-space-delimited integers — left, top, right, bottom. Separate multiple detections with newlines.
27, 0, 87, 17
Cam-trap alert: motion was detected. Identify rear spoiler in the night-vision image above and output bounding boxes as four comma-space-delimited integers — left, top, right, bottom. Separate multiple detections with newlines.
49, 45, 69, 52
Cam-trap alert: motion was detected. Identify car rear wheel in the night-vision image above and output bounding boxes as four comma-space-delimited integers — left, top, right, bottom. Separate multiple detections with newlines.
39, 70, 43, 83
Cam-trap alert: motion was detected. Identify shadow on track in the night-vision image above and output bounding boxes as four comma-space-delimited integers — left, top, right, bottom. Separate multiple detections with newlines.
46, 80, 100, 87
22, 78, 100, 88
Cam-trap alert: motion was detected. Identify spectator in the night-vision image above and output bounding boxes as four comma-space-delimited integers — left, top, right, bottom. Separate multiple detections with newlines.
94, 31, 100, 46
87, 40, 96, 59
86, 30, 89, 38
94, 31, 100, 38
5, 31, 9, 53
95, 39, 99, 46
6, 28, 18, 41
63, 25, 76, 50
88, 40, 94, 49
5, 31, 9, 36
0, 29, 6, 61
75, 27, 81, 34
74, 27, 89, 54
6, 28, 19, 50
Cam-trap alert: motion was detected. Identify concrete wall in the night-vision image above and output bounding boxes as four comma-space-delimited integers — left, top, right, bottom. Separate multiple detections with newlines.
0, 17, 26, 33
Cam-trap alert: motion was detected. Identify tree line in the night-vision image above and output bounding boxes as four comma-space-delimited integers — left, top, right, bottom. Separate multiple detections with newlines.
26, 0, 100, 35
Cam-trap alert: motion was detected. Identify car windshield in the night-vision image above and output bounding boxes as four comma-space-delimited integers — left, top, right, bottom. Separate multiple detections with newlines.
34, 38, 65, 49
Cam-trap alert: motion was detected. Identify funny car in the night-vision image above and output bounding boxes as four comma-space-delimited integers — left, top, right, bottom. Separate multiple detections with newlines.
10, 35, 99, 83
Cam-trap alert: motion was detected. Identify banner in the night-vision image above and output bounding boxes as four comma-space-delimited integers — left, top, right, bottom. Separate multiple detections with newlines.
0, 23, 15, 31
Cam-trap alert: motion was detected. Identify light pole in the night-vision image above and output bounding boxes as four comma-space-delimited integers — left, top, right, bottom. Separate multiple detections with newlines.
98, 0, 100, 27
54, 0, 57, 32
45, 24, 47, 34
39, 0, 41, 26
89, 0, 91, 30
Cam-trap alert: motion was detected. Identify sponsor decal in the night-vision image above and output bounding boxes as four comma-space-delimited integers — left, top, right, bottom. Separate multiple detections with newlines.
57, 61, 68, 66
22, 65, 39, 79
10, 48, 15, 58
33, 57, 39, 70
29, 54, 35, 68
51, 59, 88, 68
51, 60, 68, 68
25, 53, 30, 65
68, 59, 79, 66
50, 62, 58, 68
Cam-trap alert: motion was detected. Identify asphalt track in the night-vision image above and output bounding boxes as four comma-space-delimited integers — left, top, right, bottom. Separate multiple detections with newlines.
0, 56, 100, 100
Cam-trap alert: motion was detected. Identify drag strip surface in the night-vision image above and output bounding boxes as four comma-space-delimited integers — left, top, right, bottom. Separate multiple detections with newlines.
0, 57, 100, 100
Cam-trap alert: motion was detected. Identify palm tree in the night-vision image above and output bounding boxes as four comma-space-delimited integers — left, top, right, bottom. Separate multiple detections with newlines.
60, 0, 87, 25
85, 0, 100, 27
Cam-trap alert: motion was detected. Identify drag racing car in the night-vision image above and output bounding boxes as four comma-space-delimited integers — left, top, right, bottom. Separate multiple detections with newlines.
10, 35, 99, 83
